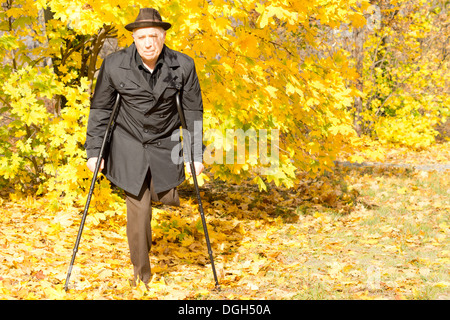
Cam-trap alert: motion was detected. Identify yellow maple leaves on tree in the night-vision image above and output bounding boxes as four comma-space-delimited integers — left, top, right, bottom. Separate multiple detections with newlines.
0, 0, 448, 213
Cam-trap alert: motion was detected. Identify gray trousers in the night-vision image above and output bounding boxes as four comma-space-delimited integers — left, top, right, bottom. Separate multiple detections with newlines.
125, 170, 179, 284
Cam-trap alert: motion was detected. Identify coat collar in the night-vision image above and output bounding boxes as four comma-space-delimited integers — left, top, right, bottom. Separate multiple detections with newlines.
119, 43, 180, 70
119, 43, 181, 100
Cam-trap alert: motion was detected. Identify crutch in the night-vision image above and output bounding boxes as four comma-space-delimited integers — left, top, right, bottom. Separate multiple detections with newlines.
64, 93, 121, 291
175, 91, 220, 290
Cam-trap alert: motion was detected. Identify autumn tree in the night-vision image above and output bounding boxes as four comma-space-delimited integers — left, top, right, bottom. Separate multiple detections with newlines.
6, 0, 447, 218
0, 0, 374, 211
357, 0, 449, 147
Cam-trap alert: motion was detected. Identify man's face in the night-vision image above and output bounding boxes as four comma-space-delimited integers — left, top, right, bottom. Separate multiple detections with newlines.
133, 27, 166, 66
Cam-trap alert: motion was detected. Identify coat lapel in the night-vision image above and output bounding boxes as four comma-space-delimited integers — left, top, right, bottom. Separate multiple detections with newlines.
152, 46, 181, 102
118, 44, 181, 101
118, 43, 153, 94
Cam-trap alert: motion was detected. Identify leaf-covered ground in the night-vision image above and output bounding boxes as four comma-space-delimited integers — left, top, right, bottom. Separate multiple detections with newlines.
0, 144, 449, 300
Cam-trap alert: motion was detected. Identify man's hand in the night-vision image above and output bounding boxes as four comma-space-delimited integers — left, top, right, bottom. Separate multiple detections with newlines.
87, 157, 104, 173
186, 162, 204, 176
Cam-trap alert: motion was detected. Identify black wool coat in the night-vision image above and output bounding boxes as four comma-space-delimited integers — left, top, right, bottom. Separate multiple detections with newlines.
85, 43, 203, 197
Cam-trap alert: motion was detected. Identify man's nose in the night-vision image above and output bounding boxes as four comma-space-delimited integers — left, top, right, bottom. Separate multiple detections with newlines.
144, 37, 153, 47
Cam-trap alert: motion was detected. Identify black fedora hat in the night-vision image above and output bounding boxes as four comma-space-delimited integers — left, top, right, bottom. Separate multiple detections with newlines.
125, 8, 171, 31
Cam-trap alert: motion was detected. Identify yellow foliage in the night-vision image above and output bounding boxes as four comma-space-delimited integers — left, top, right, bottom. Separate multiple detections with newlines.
375, 116, 438, 149
0, 0, 447, 218
361, 0, 449, 149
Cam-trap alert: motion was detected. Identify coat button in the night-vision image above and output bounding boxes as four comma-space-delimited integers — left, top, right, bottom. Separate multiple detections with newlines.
157, 141, 161, 146
144, 129, 149, 133
143, 144, 148, 149
159, 114, 165, 118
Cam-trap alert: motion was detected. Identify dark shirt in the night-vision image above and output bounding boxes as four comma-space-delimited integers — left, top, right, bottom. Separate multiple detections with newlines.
135, 47, 164, 90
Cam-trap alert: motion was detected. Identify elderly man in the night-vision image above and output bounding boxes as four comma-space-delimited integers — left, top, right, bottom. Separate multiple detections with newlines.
85, 8, 204, 286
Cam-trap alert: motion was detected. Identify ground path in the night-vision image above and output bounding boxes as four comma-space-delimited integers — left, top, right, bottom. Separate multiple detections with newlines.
336, 161, 450, 172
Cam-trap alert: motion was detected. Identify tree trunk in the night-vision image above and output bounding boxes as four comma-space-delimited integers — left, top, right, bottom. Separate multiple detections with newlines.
353, 26, 365, 136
